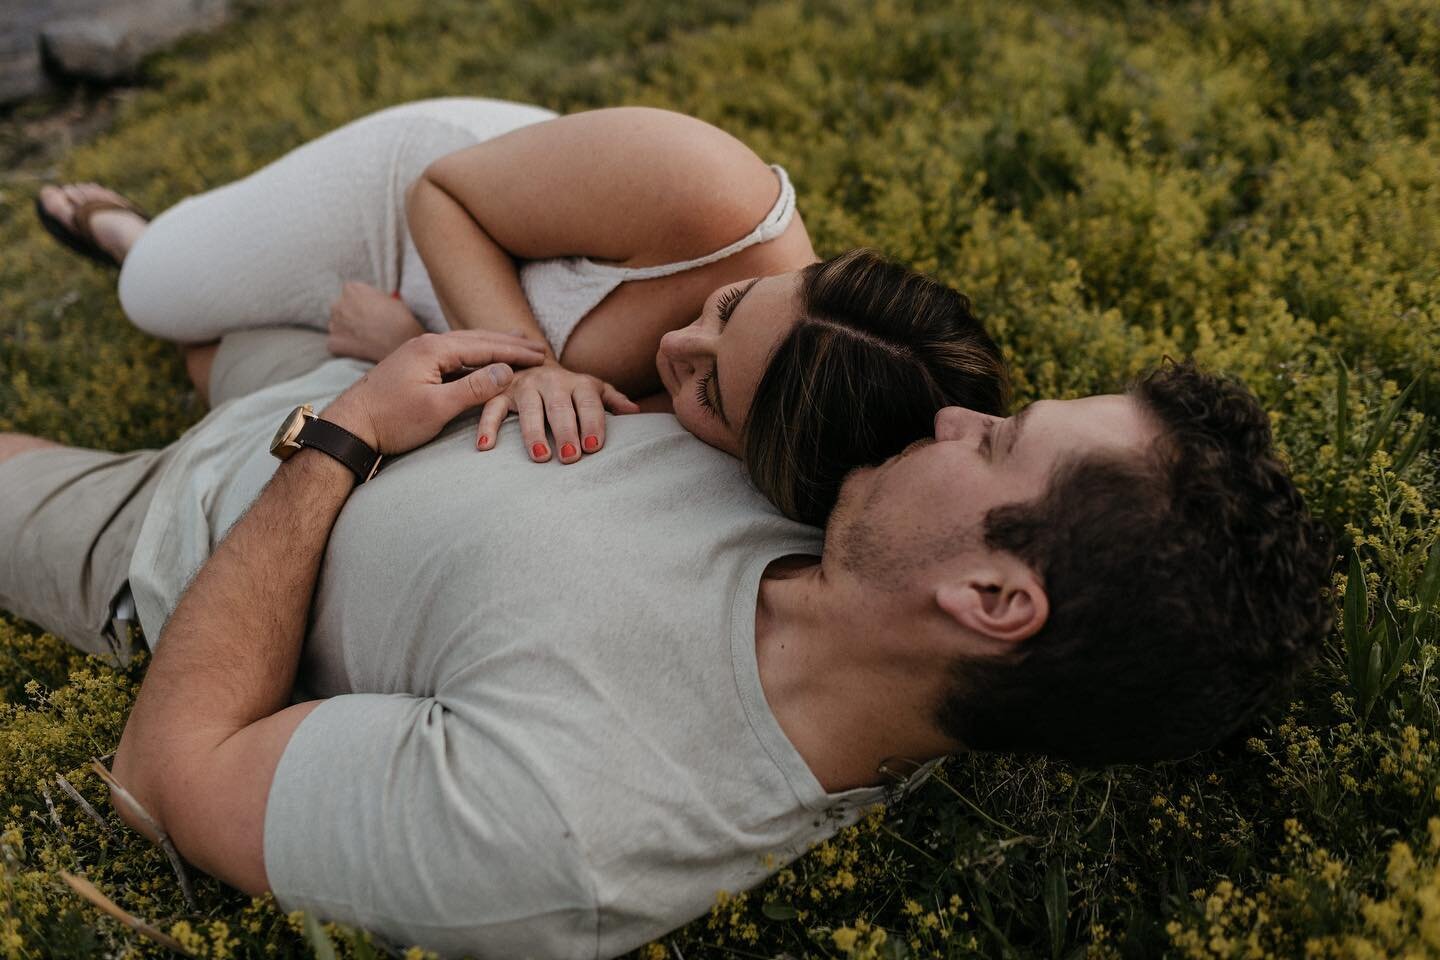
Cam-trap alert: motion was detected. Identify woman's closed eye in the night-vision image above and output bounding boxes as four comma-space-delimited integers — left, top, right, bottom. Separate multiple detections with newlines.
713, 284, 746, 324
695, 369, 717, 413
694, 280, 760, 420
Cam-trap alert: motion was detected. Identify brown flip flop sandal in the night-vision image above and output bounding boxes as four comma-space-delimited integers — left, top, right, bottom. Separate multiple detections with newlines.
34, 189, 151, 270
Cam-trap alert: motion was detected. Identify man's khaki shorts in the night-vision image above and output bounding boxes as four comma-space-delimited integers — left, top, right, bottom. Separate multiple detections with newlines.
0, 327, 335, 659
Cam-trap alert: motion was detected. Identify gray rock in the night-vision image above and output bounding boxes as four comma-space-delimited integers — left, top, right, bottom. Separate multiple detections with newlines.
1, 0, 121, 101
0, 0, 235, 101
41, 0, 231, 81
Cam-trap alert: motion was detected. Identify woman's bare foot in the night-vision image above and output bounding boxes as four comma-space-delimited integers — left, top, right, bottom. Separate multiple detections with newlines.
37, 183, 148, 263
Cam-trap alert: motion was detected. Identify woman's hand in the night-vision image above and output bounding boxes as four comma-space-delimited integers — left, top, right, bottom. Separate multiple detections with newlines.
323, 331, 548, 455
327, 281, 427, 363
476, 361, 640, 463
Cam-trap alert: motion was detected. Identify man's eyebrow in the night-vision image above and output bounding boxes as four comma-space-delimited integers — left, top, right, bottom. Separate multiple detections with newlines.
1006, 402, 1035, 456
713, 279, 761, 429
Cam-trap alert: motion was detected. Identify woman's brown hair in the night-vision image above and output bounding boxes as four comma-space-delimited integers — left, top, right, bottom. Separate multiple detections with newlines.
744, 249, 1010, 526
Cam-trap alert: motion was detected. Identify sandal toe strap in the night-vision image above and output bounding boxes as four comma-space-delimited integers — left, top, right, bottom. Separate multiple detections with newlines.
72, 197, 148, 242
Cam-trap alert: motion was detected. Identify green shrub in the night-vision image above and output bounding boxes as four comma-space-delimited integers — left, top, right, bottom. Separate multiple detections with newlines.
3, 0, 1438, 956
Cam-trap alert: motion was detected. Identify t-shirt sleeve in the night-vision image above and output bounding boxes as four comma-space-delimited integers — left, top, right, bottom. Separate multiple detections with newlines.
263, 693, 597, 959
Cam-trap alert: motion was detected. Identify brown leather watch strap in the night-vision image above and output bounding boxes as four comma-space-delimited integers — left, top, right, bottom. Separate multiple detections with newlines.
295, 417, 383, 483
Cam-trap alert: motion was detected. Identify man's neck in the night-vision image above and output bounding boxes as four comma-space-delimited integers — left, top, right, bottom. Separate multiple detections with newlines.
753, 556, 952, 794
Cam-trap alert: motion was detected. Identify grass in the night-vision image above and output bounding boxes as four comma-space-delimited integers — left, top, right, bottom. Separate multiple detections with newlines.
2, 0, 1439, 956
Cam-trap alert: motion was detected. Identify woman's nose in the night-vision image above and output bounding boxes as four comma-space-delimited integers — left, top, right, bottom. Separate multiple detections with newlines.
658, 325, 717, 368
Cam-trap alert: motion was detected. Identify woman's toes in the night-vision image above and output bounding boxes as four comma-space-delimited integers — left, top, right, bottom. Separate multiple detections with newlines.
39, 185, 75, 227
39, 182, 146, 262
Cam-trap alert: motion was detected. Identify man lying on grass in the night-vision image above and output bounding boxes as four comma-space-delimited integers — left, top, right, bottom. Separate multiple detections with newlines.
0, 326, 1330, 958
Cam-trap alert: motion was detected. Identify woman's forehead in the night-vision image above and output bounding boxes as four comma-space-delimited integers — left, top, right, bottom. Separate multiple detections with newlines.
716, 272, 803, 414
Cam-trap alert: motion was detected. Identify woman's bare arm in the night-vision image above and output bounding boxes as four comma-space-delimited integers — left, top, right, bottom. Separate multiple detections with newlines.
405, 175, 554, 357
406, 107, 781, 352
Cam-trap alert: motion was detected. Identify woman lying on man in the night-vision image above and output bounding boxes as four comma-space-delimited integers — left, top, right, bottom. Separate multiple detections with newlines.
37, 97, 1009, 525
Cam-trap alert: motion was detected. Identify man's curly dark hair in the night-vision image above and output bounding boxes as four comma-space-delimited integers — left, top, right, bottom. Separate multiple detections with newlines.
937, 359, 1334, 765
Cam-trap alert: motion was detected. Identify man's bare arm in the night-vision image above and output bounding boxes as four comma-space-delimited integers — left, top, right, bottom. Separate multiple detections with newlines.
110, 331, 544, 894
111, 446, 351, 892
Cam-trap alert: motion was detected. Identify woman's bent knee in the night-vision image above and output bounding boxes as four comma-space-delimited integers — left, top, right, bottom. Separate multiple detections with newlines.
116, 223, 211, 342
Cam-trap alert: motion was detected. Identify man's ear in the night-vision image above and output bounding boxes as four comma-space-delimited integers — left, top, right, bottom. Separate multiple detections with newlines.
934, 560, 1048, 646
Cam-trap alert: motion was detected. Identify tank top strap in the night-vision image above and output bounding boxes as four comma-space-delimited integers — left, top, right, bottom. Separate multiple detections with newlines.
519, 163, 798, 356
601, 164, 797, 281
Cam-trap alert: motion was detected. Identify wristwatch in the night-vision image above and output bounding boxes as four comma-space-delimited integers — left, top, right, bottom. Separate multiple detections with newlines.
270, 403, 383, 483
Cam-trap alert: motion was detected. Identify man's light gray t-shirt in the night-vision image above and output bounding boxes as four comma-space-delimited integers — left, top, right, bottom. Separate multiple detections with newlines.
128, 360, 888, 959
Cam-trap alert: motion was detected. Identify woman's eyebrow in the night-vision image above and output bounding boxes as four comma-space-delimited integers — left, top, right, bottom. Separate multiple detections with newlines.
713, 278, 762, 428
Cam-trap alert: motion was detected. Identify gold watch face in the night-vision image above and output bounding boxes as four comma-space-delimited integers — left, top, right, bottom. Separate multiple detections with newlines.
270, 403, 315, 460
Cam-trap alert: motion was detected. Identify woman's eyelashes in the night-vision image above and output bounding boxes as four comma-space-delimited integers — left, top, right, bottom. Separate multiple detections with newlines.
693, 283, 745, 415
695, 369, 716, 412
713, 285, 744, 324
713, 277, 758, 328
693, 279, 760, 416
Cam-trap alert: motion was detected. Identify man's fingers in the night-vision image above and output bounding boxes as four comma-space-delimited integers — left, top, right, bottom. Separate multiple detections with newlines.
542, 390, 583, 464
430, 328, 540, 348
444, 364, 514, 416
602, 384, 641, 415
424, 330, 547, 369
515, 387, 550, 462
476, 394, 510, 450
505, 328, 548, 349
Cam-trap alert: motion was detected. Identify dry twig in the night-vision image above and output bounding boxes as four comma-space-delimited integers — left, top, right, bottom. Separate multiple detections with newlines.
58, 870, 190, 955
90, 760, 198, 910
54, 773, 112, 837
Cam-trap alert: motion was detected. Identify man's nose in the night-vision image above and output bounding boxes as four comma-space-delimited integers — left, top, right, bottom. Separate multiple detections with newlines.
934, 406, 999, 442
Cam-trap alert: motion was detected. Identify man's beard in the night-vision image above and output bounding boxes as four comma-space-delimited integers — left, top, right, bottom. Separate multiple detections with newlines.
825, 464, 977, 594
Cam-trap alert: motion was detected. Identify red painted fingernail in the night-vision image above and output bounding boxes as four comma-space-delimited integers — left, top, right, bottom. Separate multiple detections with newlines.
561, 442, 577, 459
532, 442, 549, 459
583, 435, 599, 452
478, 435, 489, 448
391, 290, 401, 299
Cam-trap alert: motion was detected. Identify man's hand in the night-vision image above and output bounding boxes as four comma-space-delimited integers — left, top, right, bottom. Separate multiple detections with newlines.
327, 281, 426, 363
324, 330, 547, 455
